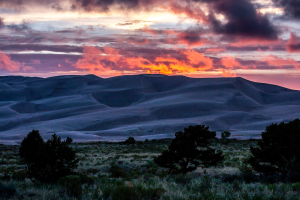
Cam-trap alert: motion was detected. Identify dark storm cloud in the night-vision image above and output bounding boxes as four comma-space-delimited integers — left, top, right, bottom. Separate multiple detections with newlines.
6, 20, 31, 31
0, 44, 83, 53
9, 54, 81, 72
287, 43, 300, 52
226, 46, 271, 51
286, 34, 300, 52
177, 27, 205, 45
0, 18, 4, 28
207, 0, 278, 40
273, 0, 300, 19
71, 0, 159, 12
0, 0, 278, 42
127, 37, 149, 45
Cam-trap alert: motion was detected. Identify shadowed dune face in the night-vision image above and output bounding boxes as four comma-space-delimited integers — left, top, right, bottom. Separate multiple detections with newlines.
0, 74, 300, 144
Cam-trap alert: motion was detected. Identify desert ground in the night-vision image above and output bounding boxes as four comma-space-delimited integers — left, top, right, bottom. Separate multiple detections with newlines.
1, 139, 300, 199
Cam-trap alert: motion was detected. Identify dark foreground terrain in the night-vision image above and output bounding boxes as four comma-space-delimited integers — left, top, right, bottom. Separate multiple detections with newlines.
1, 139, 300, 200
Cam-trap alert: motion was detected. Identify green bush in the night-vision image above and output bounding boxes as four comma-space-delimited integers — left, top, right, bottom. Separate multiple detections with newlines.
58, 175, 82, 197
291, 182, 300, 191
239, 157, 253, 175
154, 125, 224, 174
19, 130, 78, 183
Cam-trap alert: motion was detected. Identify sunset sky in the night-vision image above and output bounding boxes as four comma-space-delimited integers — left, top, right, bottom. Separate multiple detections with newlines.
0, 0, 300, 89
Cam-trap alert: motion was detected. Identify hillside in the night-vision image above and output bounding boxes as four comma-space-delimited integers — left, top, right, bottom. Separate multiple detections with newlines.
0, 74, 300, 144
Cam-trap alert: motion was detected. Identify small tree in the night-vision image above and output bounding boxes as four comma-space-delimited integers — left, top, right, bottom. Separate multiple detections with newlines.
125, 137, 136, 145
221, 131, 231, 143
249, 119, 300, 179
19, 130, 78, 183
154, 125, 224, 174
66, 137, 73, 144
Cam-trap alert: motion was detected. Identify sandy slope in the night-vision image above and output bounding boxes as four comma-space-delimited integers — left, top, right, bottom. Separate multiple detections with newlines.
0, 74, 299, 144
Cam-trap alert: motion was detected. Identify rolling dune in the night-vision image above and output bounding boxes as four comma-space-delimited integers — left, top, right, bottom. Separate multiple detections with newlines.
0, 74, 299, 144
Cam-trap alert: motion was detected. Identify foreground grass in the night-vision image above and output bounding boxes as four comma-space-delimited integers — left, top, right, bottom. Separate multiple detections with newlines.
1, 139, 300, 199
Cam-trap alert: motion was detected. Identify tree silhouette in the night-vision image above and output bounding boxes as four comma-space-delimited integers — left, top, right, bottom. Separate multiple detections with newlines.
125, 136, 136, 145
249, 119, 300, 179
19, 130, 78, 183
154, 125, 224, 174
221, 131, 231, 143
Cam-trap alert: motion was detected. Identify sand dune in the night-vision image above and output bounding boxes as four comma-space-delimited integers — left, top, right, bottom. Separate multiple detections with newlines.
0, 74, 299, 144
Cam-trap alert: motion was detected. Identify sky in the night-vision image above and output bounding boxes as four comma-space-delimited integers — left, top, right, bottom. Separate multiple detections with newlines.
0, 0, 300, 90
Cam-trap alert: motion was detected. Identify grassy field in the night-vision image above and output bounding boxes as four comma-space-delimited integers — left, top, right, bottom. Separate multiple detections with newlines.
1, 139, 300, 199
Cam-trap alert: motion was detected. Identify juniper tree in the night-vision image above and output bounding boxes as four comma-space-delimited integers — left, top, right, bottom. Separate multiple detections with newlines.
154, 125, 224, 174
19, 130, 78, 183
125, 136, 136, 145
249, 119, 300, 180
221, 131, 231, 143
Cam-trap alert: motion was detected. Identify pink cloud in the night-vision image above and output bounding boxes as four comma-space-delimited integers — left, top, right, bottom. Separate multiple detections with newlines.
0, 50, 22, 71
0, 50, 33, 72
261, 55, 300, 69
221, 56, 242, 68
30, 59, 41, 64
287, 33, 300, 53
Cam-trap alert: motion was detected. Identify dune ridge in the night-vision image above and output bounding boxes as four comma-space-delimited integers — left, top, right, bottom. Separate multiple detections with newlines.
0, 74, 299, 144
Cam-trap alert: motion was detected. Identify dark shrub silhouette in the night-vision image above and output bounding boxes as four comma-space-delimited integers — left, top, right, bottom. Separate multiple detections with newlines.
154, 125, 224, 174
58, 175, 82, 197
66, 137, 73, 144
249, 119, 300, 180
221, 131, 231, 143
0, 181, 16, 198
19, 130, 78, 183
125, 136, 136, 145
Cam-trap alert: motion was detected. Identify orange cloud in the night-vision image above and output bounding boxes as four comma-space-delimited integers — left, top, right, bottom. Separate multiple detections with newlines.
76, 46, 214, 75
219, 68, 237, 77
261, 55, 300, 69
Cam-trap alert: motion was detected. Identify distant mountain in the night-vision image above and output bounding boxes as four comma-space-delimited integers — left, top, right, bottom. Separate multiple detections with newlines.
0, 74, 299, 144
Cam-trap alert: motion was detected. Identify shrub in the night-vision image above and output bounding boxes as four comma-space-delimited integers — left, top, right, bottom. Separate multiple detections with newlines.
249, 119, 300, 180
109, 182, 165, 200
19, 130, 78, 183
0, 181, 16, 198
12, 170, 29, 181
111, 184, 136, 200
125, 137, 136, 145
291, 182, 300, 191
58, 175, 82, 197
110, 162, 127, 178
221, 131, 231, 143
66, 137, 73, 144
239, 157, 253, 175
80, 174, 95, 186
154, 125, 224, 174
